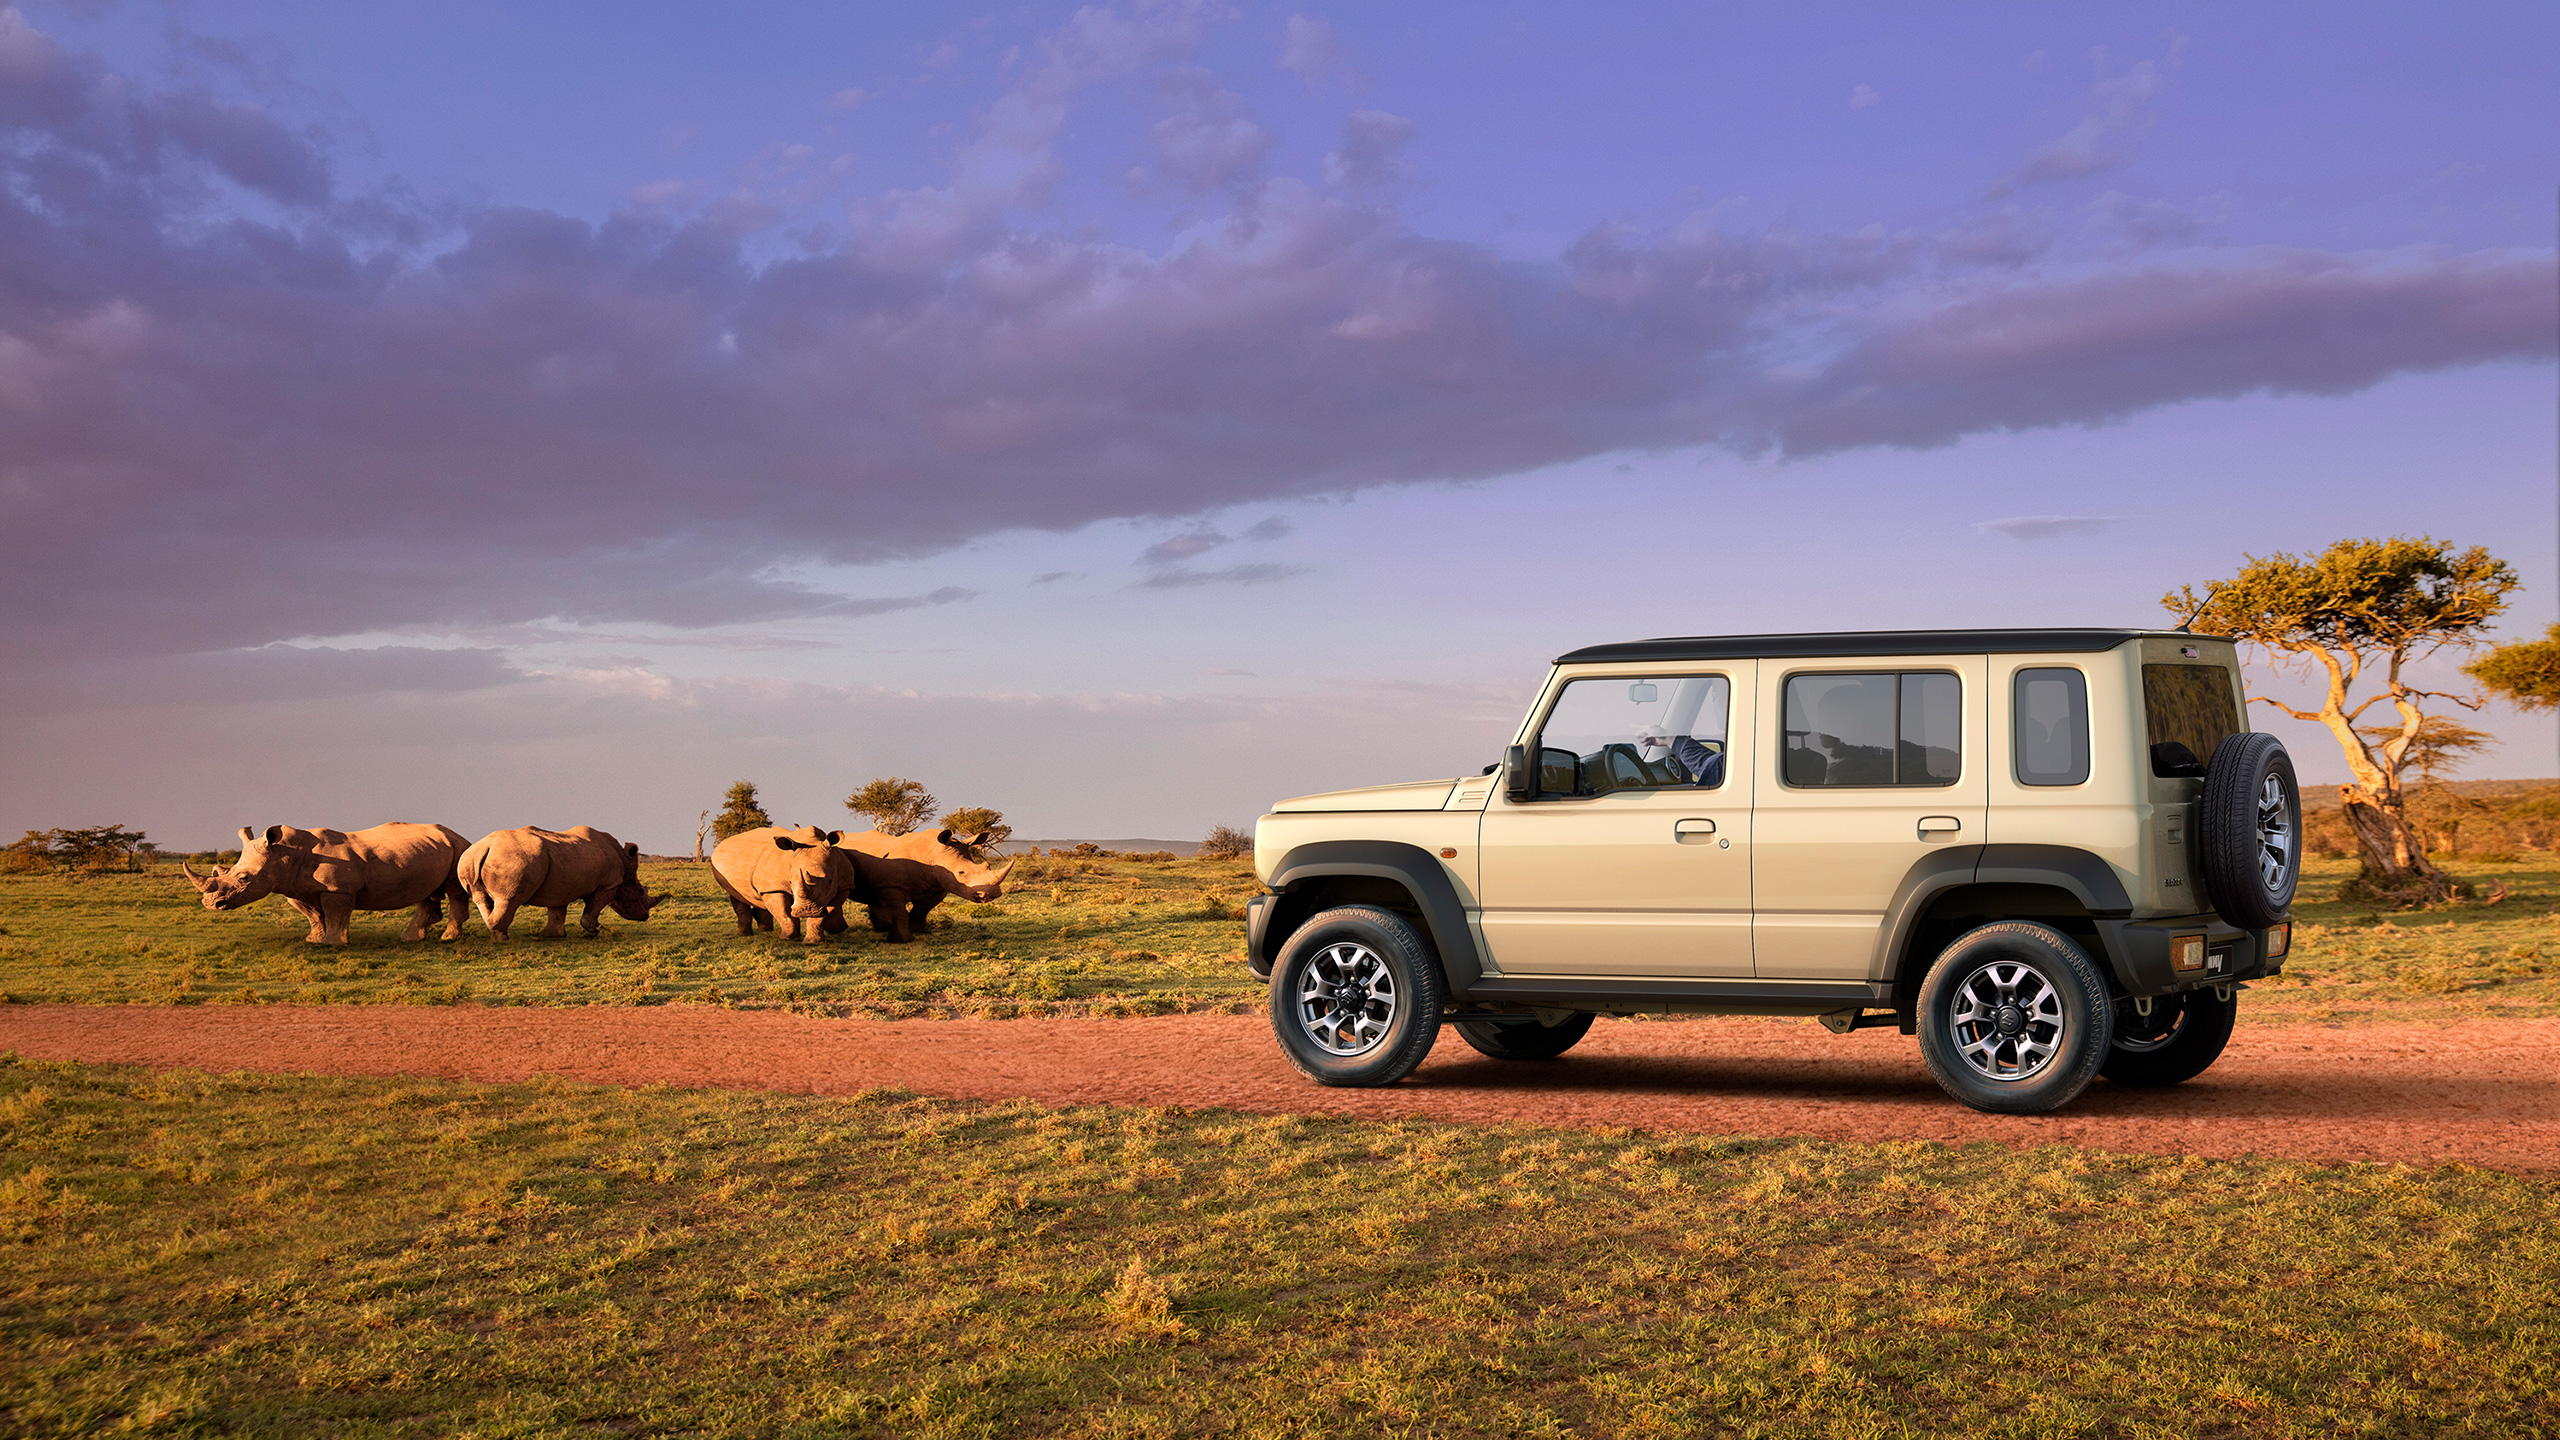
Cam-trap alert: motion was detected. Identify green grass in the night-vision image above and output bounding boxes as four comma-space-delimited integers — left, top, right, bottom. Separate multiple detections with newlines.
4, 854, 2556, 1023
0, 857, 1267, 1017
2249, 854, 2560, 1023
3, 1057, 2553, 1438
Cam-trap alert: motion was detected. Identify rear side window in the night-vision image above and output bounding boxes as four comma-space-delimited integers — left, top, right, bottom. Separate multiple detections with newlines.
2142, 664, 2240, 776
2014, 668, 2090, 786
1782, 672, 1960, 787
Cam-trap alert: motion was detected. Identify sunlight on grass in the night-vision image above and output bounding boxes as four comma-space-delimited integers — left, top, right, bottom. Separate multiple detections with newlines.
1, 1057, 2552, 1437
2, 853, 2556, 1024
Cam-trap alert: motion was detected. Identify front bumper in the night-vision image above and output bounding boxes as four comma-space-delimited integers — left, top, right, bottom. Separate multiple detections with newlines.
1244, 893, 1276, 978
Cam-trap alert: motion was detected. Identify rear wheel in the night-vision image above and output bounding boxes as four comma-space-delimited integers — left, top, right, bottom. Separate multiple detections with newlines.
1454, 1012, 1594, 1061
1916, 922, 2112, 1114
2101, 987, 2236, 1086
1268, 906, 1444, 1087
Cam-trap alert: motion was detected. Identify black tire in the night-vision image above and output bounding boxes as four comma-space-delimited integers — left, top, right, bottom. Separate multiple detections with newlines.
2199, 731, 2301, 929
1916, 922, 2113, 1114
2100, 987, 2236, 1087
1454, 1012, 1594, 1061
1268, 905, 1445, 1087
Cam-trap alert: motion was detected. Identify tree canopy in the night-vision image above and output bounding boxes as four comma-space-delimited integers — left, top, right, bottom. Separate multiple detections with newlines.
940, 806, 1012, 847
845, 777, 937, 836
712, 781, 772, 842
2466, 623, 2560, 713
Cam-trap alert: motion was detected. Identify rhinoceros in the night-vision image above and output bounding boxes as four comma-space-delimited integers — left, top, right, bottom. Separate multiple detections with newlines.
458, 826, 664, 941
837, 827, 1014, 897
711, 826, 861, 944
182, 823, 469, 945
838, 848, 1001, 943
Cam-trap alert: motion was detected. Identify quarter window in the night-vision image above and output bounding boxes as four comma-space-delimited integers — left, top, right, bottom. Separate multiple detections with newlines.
1782, 672, 1961, 787
2013, 668, 2090, 786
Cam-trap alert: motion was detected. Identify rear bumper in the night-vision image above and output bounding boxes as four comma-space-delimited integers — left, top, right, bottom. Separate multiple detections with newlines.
2093, 912, 2287, 997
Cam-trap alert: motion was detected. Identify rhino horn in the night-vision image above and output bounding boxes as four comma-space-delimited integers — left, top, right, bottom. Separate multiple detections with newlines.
180, 861, 211, 892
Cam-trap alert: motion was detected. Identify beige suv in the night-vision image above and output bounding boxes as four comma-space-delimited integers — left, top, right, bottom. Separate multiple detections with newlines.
1246, 629, 2302, 1114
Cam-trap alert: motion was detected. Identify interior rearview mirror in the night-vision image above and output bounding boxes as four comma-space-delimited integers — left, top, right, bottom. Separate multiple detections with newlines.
1628, 681, 1657, 703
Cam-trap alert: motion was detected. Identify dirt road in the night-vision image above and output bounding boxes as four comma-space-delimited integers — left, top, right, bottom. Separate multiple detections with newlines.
4, 1005, 2553, 1170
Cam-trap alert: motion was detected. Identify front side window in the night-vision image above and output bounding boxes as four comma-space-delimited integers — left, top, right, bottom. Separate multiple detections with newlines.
2142, 664, 2239, 776
1783, 672, 1960, 787
2014, 668, 2091, 786
1536, 674, 1730, 795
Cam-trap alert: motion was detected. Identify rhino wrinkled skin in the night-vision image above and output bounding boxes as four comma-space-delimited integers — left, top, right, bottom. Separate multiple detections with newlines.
710, 825, 861, 944
834, 827, 1017, 944
182, 823, 470, 945
458, 826, 665, 941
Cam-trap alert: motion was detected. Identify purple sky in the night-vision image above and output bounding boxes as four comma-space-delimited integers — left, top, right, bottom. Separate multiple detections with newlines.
2, 1, 2554, 850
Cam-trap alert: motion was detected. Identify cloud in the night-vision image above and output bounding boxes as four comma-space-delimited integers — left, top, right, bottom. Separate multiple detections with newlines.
1137, 530, 1229, 564
0, 4, 2550, 686
1849, 84, 1881, 110
825, 87, 869, 113
1151, 72, 1268, 191
1241, 516, 1293, 541
1937, 209, 2052, 268
1990, 47, 2180, 197
1278, 14, 1357, 90
1323, 109, 1413, 188
1136, 562, 1308, 589
1975, 515, 2122, 540
1029, 571, 1078, 585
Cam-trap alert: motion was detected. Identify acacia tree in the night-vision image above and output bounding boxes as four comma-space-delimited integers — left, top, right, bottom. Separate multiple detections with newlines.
940, 805, 1013, 847
2164, 536, 2518, 904
712, 781, 772, 842
845, 777, 937, 836
2466, 623, 2560, 712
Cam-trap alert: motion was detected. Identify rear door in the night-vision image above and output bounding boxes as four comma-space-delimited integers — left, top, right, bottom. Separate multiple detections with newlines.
1750, 656, 1988, 981
1476, 666, 1758, 978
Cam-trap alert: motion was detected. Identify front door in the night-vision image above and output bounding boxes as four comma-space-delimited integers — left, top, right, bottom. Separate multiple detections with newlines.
1477, 667, 1757, 978
1750, 658, 1988, 981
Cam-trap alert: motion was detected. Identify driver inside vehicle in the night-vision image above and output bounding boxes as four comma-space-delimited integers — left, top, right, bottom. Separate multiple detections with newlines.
1635, 722, 1726, 788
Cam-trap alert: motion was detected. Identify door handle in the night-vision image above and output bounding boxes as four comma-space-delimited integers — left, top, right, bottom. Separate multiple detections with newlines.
1674, 818, 1717, 843
1918, 815, 1962, 838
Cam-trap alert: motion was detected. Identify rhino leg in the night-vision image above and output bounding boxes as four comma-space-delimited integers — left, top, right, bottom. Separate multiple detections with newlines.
482, 895, 520, 941
908, 895, 942, 937
541, 905, 569, 939
758, 896, 797, 939
821, 907, 849, 935
285, 897, 327, 944
316, 899, 355, 946
402, 902, 432, 942
724, 896, 757, 936
578, 894, 607, 936
440, 877, 467, 942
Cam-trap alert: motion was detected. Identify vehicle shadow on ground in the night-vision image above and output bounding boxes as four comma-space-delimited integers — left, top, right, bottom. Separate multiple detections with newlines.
1401, 1050, 2560, 1122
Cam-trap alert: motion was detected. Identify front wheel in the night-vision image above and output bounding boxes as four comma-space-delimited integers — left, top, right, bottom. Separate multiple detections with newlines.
1454, 1012, 1594, 1061
1268, 906, 1445, 1087
2100, 988, 2236, 1087
1916, 922, 2112, 1114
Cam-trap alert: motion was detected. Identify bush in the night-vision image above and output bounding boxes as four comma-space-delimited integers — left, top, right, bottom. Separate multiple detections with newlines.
1200, 825, 1252, 860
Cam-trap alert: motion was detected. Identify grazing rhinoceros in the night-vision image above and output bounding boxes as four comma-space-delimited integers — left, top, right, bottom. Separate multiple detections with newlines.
838, 848, 1001, 943
837, 827, 1014, 900
710, 826, 860, 944
182, 823, 469, 945
458, 826, 664, 941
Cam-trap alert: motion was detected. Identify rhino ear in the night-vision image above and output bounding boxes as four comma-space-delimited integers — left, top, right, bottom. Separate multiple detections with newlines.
824, 830, 842, 845
263, 825, 284, 845
935, 828, 955, 847
239, 826, 256, 845
772, 836, 804, 851
623, 842, 641, 879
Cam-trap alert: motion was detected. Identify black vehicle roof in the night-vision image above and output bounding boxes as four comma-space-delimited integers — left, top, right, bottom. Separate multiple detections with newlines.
1555, 628, 2198, 665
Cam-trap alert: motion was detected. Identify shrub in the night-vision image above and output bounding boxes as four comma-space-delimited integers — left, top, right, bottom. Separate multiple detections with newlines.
1200, 825, 1252, 860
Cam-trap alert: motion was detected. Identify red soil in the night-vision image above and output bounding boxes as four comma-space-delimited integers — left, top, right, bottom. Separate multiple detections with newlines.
4, 1005, 2553, 1171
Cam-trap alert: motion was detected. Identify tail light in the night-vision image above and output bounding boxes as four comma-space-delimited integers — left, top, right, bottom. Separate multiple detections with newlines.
2171, 934, 2206, 972
2265, 922, 2291, 960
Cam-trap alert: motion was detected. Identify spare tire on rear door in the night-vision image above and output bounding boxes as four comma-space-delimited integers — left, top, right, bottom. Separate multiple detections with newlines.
2198, 731, 2301, 929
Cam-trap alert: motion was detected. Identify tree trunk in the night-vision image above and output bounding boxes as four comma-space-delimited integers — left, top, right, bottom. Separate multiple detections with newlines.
2338, 785, 2453, 905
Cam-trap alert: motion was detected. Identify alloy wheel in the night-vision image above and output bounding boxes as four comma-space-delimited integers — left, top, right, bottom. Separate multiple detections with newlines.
1295, 941, 1399, 1056
1946, 959, 2067, 1081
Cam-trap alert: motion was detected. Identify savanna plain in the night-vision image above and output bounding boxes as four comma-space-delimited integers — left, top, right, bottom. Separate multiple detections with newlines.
3, 853, 2556, 1436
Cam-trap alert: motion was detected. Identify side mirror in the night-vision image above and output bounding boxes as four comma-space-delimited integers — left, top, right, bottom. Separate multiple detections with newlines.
1502, 745, 1531, 800
1539, 747, 1583, 797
